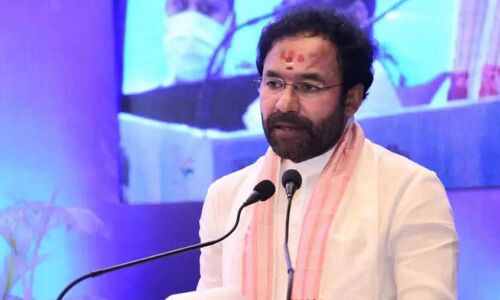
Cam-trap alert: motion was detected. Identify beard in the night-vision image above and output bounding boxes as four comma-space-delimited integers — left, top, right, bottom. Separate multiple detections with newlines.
262, 104, 347, 163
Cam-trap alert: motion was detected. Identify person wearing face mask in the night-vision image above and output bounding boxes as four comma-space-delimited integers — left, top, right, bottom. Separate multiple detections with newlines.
162, 0, 254, 86
121, 0, 259, 130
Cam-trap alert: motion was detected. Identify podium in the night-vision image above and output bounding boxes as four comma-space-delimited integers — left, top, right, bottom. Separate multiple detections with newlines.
119, 113, 268, 203
166, 287, 245, 300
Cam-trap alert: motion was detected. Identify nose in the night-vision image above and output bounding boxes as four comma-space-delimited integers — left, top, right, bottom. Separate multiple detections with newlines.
275, 86, 300, 113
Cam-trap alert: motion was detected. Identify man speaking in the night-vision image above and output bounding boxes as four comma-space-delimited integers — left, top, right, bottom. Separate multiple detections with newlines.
196, 7, 457, 300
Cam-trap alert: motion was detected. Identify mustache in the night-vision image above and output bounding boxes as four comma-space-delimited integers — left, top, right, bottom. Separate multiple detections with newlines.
266, 112, 314, 132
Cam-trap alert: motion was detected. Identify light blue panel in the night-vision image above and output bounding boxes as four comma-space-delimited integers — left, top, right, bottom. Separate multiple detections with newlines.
122, 0, 167, 93
374, 0, 459, 85
122, 0, 460, 101
359, 98, 500, 188
374, 0, 458, 85
230, 0, 283, 71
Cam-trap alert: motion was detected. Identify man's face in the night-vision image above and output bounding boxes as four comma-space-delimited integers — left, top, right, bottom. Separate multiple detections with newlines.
166, 0, 231, 24
260, 35, 350, 163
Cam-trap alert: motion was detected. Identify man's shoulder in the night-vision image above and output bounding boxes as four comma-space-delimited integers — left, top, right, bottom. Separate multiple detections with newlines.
363, 139, 437, 180
361, 139, 447, 209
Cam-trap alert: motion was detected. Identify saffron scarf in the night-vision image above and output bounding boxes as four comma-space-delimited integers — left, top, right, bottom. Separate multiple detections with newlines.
242, 119, 365, 299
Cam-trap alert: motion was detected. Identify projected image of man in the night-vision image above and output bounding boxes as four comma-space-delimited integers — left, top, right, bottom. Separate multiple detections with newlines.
162, 0, 238, 86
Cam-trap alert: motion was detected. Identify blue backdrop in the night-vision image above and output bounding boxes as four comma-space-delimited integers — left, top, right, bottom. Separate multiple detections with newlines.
0, 1, 499, 299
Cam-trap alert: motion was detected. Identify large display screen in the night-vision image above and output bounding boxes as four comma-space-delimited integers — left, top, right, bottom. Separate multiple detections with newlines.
118, 0, 499, 203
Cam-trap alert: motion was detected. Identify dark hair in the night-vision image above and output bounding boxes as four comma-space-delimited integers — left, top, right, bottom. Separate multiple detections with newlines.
256, 7, 374, 99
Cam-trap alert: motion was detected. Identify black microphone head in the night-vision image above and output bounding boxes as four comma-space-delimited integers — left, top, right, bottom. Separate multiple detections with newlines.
282, 169, 302, 190
254, 180, 276, 201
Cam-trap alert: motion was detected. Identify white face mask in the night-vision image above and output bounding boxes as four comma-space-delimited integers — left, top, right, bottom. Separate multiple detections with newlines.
163, 11, 231, 83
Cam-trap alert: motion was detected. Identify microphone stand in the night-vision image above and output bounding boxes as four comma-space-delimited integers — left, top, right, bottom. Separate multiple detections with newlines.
284, 192, 294, 300
282, 170, 301, 300
56, 200, 254, 300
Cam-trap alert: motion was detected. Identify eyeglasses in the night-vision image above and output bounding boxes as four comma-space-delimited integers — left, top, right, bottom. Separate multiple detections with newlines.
254, 77, 343, 98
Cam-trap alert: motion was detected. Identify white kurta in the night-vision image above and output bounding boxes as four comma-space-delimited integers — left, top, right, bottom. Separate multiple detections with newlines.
197, 139, 458, 300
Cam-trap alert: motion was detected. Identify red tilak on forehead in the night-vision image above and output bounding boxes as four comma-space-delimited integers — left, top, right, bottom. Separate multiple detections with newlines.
280, 50, 305, 69
280, 50, 305, 63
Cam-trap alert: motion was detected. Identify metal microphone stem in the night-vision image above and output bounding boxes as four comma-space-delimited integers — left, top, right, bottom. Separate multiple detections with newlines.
284, 193, 294, 300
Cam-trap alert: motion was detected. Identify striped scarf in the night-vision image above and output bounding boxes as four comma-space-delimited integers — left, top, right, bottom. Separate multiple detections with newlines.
242, 119, 365, 299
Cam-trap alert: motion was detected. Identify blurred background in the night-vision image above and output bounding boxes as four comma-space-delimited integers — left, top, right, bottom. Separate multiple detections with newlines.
1, 0, 499, 299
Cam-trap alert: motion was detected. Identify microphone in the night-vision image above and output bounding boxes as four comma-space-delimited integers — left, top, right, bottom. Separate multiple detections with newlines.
56, 180, 276, 300
281, 169, 302, 300
282, 169, 302, 200
243, 179, 276, 206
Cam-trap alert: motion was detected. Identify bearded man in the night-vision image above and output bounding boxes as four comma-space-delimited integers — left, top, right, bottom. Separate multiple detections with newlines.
197, 7, 457, 300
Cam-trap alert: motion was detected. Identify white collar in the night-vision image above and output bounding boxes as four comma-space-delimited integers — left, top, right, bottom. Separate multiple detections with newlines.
280, 147, 335, 180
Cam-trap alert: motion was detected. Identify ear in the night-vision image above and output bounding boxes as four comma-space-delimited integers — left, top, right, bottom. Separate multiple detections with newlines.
344, 84, 364, 116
